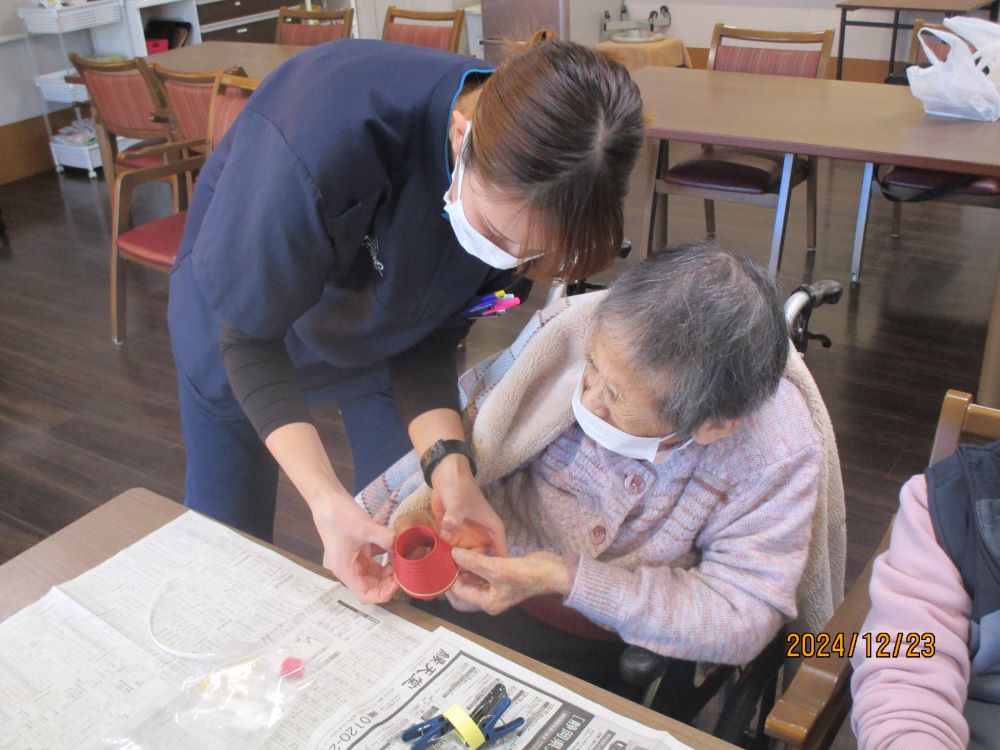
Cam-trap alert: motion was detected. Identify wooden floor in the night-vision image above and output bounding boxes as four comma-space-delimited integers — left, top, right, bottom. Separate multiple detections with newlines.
0, 144, 996, 608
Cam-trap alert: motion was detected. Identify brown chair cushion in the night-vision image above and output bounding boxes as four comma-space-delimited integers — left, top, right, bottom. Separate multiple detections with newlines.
881, 166, 1000, 197
663, 149, 809, 194
117, 211, 186, 268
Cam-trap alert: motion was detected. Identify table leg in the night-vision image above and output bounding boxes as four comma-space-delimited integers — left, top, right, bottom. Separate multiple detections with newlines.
837, 8, 848, 80
978, 262, 1000, 407
851, 162, 875, 284
642, 139, 670, 258
887, 9, 901, 79
768, 153, 795, 275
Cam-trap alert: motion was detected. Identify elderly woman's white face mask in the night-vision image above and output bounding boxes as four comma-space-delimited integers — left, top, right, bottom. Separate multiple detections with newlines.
572, 328, 692, 462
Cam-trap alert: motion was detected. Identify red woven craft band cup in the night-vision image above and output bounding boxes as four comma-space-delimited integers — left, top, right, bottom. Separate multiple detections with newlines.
393, 525, 459, 600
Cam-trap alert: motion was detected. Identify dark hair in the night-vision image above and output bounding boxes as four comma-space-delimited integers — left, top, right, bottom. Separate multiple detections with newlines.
466, 33, 645, 281
596, 243, 789, 435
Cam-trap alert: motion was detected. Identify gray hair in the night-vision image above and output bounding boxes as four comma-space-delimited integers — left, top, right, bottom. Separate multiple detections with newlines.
596, 243, 788, 436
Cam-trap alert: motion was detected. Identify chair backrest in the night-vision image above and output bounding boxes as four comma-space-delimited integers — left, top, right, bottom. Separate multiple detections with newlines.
206, 73, 259, 152
929, 389, 1000, 466
138, 60, 217, 142
708, 23, 834, 79
382, 6, 464, 52
276, 6, 353, 45
69, 54, 169, 139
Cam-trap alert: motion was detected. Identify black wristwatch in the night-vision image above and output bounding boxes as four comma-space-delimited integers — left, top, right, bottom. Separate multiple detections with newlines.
420, 439, 477, 488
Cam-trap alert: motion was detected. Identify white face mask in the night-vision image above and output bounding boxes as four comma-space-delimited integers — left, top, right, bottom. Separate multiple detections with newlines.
571, 370, 692, 462
443, 124, 522, 271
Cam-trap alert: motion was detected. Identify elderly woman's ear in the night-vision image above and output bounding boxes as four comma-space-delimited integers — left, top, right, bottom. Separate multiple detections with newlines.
690, 418, 739, 446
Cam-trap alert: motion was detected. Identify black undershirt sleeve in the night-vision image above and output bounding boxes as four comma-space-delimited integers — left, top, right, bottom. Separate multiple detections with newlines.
220, 320, 313, 441
387, 321, 473, 426
220, 320, 472, 441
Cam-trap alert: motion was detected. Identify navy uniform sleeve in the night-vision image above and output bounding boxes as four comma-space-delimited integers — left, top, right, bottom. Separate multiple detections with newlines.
190, 107, 348, 340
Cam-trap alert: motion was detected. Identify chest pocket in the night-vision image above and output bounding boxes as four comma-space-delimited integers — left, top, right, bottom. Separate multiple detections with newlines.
326, 188, 386, 290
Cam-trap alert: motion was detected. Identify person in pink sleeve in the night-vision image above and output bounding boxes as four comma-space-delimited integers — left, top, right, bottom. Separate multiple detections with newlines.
851, 441, 1000, 750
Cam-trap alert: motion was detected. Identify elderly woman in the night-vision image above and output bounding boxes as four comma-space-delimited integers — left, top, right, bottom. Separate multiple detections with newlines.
359, 244, 828, 692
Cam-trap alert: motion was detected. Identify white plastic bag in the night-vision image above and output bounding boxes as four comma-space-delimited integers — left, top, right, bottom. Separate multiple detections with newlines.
944, 16, 1000, 90
906, 26, 1000, 121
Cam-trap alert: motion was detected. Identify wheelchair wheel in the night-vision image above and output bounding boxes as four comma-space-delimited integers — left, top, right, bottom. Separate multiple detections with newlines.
712, 630, 786, 748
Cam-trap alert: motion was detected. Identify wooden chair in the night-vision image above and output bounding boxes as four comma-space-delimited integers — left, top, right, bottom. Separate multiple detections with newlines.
877, 20, 999, 239
765, 389, 1000, 749
644, 24, 834, 273
109, 74, 258, 344
276, 6, 353, 45
382, 6, 465, 53
68, 54, 178, 211
137, 62, 248, 193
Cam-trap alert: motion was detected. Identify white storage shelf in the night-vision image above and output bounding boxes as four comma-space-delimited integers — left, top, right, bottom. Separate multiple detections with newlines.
35, 68, 89, 103
51, 136, 142, 179
18, 0, 123, 34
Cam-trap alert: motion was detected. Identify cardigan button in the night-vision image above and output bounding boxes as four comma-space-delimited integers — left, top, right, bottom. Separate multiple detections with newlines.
592, 525, 607, 543
625, 474, 645, 494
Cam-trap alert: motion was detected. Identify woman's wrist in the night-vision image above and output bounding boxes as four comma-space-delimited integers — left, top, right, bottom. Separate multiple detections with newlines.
306, 484, 357, 523
429, 452, 475, 488
548, 552, 572, 597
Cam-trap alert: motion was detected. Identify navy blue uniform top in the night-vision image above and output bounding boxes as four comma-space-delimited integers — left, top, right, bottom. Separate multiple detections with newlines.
168, 40, 521, 435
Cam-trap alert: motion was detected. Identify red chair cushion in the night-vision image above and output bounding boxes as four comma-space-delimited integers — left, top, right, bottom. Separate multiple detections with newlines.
116, 141, 168, 170
881, 166, 1000, 197
117, 211, 186, 268
663, 149, 809, 194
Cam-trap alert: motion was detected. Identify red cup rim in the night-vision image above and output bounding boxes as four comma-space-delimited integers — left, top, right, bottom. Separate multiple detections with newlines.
393, 525, 458, 600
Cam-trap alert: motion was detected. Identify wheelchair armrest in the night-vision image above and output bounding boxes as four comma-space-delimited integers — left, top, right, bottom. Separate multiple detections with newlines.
619, 645, 669, 687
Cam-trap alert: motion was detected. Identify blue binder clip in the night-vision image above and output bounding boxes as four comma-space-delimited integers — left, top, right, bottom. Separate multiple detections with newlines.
401, 683, 524, 749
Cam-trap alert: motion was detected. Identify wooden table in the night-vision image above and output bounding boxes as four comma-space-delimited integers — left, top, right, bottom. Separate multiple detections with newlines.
0, 488, 736, 750
635, 65, 1000, 406
835, 0, 999, 80
66, 42, 305, 85
144, 40, 307, 78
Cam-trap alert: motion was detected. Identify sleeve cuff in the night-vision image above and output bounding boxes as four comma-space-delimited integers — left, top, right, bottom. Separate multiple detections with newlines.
564, 555, 633, 630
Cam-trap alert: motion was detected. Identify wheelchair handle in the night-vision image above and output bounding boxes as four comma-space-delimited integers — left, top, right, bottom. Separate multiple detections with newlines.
784, 280, 843, 330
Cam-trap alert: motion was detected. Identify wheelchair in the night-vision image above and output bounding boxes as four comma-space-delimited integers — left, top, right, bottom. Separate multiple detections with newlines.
555, 250, 844, 749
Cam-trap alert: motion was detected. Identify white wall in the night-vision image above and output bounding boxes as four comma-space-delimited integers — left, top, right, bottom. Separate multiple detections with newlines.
0, 29, 90, 127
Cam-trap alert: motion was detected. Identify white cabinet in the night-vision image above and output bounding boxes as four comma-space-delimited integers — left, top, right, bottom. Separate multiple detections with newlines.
18, 0, 195, 176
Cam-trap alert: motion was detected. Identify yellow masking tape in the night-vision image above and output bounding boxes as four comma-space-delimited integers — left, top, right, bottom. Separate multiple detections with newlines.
443, 704, 486, 749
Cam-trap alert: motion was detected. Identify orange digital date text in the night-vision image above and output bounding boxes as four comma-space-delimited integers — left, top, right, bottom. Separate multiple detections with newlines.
785, 631, 936, 659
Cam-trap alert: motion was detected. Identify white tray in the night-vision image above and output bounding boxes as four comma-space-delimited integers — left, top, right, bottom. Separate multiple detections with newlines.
35, 68, 89, 103
49, 135, 143, 179
19, 0, 122, 34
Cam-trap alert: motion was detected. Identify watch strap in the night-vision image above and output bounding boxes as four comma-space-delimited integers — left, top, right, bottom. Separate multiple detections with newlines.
420, 439, 477, 488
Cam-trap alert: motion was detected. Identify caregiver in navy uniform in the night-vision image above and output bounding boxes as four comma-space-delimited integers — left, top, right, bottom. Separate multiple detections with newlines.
167, 33, 645, 604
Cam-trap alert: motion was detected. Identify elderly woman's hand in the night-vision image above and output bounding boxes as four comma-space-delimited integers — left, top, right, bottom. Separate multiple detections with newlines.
446, 549, 571, 615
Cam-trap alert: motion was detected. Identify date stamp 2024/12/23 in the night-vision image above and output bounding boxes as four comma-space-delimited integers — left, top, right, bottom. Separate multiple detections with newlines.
785, 632, 936, 659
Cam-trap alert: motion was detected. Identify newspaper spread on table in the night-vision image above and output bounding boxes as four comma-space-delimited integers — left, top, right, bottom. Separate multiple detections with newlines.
309, 627, 693, 750
0, 511, 691, 750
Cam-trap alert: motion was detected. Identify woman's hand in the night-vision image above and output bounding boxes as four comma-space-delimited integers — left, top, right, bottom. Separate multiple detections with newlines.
447, 549, 570, 614
430, 455, 508, 555
312, 492, 399, 604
